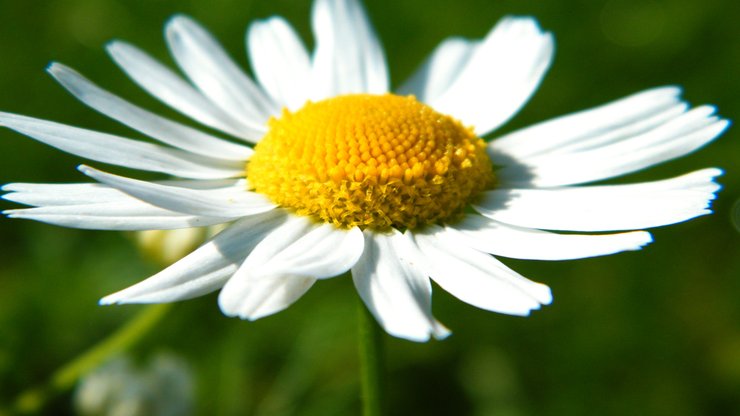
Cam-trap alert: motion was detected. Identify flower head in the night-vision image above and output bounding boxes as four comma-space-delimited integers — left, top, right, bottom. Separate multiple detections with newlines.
1, 0, 728, 341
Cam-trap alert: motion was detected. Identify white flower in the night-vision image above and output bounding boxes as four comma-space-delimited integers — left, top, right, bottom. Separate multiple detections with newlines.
1, 0, 728, 342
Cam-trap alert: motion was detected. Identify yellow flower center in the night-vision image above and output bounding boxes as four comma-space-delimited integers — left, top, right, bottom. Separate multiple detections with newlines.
247, 94, 494, 230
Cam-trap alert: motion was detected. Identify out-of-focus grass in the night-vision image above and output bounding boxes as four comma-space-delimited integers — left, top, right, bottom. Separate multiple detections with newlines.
0, 0, 738, 414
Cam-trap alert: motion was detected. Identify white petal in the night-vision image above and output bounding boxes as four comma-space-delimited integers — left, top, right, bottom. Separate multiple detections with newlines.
248, 17, 312, 110
218, 273, 316, 320
3, 211, 228, 231
1, 179, 243, 206
429, 16, 554, 136
311, 0, 389, 98
166, 15, 278, 126
397, 37, 477, 103
3, 182, 128, 206
0, 112, 244, 179
101, 210, 286, 304
218, 215, 362, 319
4, 198, 212, 217
107, 41, 263, 141
236, 215, 363, 279
255, 223, 364, 278
351, 229, 449, 342
3, 180, 237, 230
49, 63, 253, 161
79, 165, 275, 218
411, 226, 552, 315
446, 214, 652, 260
491, 86, 684, 160
475, 168, 723, 231
493, 93, 729, 187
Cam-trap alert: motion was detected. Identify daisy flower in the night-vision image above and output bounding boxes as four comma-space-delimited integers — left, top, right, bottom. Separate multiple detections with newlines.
1, 0, 728, 342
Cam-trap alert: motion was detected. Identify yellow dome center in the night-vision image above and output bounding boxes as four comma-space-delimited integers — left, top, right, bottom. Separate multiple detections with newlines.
247, 94, 494, 230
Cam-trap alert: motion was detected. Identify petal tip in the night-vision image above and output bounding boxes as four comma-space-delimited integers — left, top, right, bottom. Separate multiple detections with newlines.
638, 231, 654, 247
432, 325, 452, 341
169, 13, 204, 34
716, 118, 731, 134
662, 85, 683, 97
46, 61, 63, 74
165, 14, 195, 35
705, 167, 724, 178
105, 40, 129, 55
98, 295, 118, 305
76, 164, 94, 175
529, 283, 553, 306
167, 13, 191, 25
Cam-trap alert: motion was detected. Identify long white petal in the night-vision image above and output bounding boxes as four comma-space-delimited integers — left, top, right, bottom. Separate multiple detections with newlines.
218, 215, 362, 319
3, 182, 128, 206
430, 16, 553, 136
351, 229, 449, 342
311, 0, 388, 98
411, 226, 552, 316
0, 112, 244, 179
446, 215, 652, 260
397, 37, 477, 103
166, 15, 278, 126
49, 63, 253, 161
475, 168, 723, 231
3, 180, 236, 230
2, 179, 243, 206
6, 214, 215, 231
101, 210, 286, 304
4, 211, 227, 230
79, 165, 275, 218
494, 100, 729, 187
248, 17, 312, 110
491, 86, 684, 159
107, 41, 263, 141
5, 200, 204, 217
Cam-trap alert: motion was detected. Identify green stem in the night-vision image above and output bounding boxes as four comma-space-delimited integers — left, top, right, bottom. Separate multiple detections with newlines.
358, 301, 385, 416
13, 303, 172, 414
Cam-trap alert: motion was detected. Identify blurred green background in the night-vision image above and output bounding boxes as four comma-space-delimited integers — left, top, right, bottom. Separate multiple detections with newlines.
0, 0, 738, 414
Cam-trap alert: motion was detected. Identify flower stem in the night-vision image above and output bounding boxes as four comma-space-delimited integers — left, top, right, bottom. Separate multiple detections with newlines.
13, 303, 171, 414
358, 301, 385, 416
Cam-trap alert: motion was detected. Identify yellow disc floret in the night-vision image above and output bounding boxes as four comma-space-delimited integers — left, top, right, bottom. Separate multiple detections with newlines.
247, 94, 494, 230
